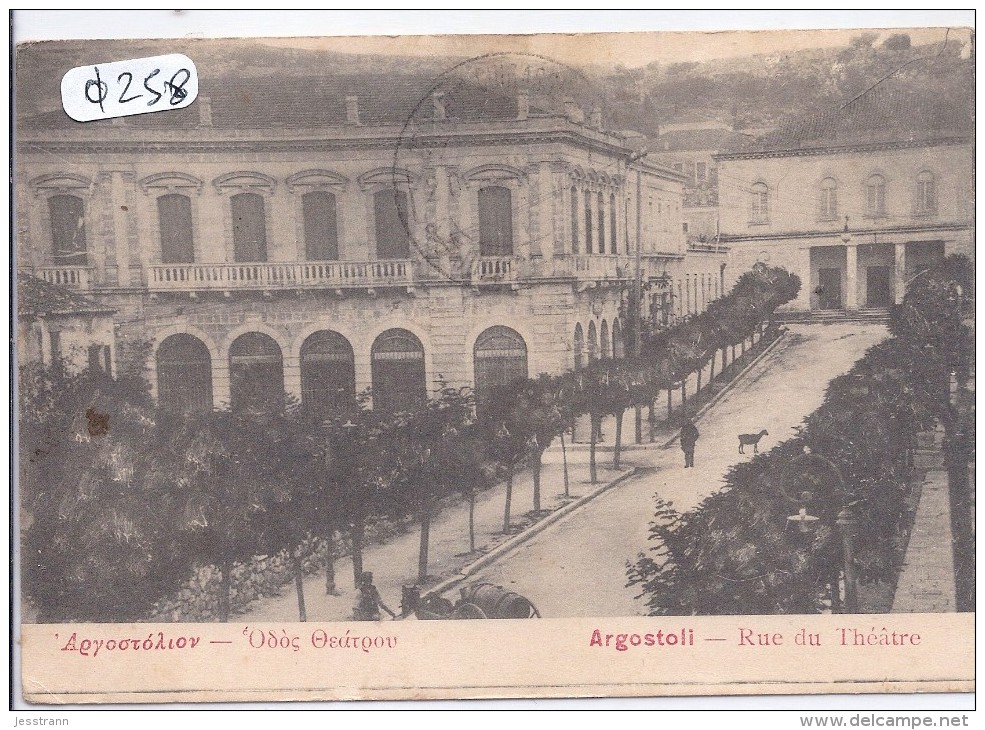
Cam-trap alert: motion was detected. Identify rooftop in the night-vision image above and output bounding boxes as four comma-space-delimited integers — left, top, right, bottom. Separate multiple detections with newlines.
20, 73, 555, 132
720, 81, 973, 156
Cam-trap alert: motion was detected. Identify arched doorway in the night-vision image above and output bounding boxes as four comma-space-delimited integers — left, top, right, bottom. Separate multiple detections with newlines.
473, 326, 527, 407
156, 334, 213, 413
573, 323, 585, 370
587, 321, 598, 361
300, 330, 355, 419
371, 328, 426, 413
229, 332, 284, 411
600, 320, 610, 360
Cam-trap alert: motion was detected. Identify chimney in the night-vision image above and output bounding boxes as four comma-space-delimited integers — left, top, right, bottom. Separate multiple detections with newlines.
345, 95, 360, 126
517, 89, 529, 121
563, 98, 583, 124
198, 96, 212, 127
589, 105, 603, 130
432, 92, 446, 121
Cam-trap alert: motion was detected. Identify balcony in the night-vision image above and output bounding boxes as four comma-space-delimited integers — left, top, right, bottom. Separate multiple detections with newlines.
148, 260, 414, 293
553, 255, 634, 282
471, 256, 517, 284
38, 266, 93, 290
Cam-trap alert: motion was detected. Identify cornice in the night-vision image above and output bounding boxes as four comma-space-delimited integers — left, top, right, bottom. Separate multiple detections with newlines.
720, 220, 972, 243
17, 127, 632, 159
715, 136, 972, 162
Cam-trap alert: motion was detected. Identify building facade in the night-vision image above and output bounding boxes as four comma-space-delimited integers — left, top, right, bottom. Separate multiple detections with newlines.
16, 273, 117, 376
716, 86, 973, 313
17, 89, 726, 415
651, 114, 756, 247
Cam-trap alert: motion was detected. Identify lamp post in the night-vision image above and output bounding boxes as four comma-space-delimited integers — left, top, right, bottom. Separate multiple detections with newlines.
840, 216, 852, 245
836, 506, 860, 613
628, 148, 648, 444
784, 446, 860, 613
321, 416, 361, 594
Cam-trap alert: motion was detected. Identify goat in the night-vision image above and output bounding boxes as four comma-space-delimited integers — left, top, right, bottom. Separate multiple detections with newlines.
738, 429, 769, 454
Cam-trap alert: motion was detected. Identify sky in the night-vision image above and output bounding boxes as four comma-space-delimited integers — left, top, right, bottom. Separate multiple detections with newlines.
12, 11, 973, 68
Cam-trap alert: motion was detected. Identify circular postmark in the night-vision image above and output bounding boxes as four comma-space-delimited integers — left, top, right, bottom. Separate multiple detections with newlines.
388, 52, 609, 283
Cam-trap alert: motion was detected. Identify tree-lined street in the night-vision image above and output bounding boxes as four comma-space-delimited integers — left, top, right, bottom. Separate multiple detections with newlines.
240, 323, 887, 621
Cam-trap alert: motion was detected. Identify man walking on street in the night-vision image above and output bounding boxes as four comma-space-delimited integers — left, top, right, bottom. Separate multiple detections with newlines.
353, 571, 396, 621
680, 418, 699, 468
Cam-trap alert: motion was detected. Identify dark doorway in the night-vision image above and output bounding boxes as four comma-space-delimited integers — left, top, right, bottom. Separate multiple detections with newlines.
231, 193, 268, 262
371, 329, 426, 413
229, 332, 284, 412
866, 266, 893, 308
157, 334, 213, 414
374, 189, 410, 259
300, 330, 355, 419
817, 268, 842, 310
473, 326, 527, 409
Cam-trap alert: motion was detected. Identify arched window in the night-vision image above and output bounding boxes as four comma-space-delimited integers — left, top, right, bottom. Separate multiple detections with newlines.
612, 319, 624, 359
478, 186, 513, 256
573, 323, 585, 371
570, 186, 579, 253
371, 328, 426, 413
750, 182, 769, 224
158, 193, 195, 264
231, 193, 267, 262
819, 178, 838, 221
303, 191, 339, 260
597, 191, 606, 254
229, 333, 284, 412
866, 175, 886, 217
48, 194, 87, 265
916, 171, 936, 214
588, 321, 598, 361
473, 326, 527, 407
156, 334, 213, 413
600, 320, 610, 359
300, 330, 355, 419
584, 190, 594, 253
374, 189, 410, 259
609, 193, 618, 253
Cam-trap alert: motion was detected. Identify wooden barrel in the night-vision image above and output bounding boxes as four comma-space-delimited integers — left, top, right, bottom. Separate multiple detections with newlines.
460, 582, 538, 619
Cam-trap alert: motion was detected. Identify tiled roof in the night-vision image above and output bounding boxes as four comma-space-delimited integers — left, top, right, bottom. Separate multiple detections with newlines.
20, 73, 537, 131
734, 82, 973, 154
16, 273, 116, 319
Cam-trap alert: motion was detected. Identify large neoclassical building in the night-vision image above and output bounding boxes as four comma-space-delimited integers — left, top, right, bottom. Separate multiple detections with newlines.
16, 76, 728, 416
717, 84, 973, 314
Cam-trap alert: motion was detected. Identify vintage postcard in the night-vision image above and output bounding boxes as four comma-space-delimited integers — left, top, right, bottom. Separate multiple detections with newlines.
13, 18, 975, 705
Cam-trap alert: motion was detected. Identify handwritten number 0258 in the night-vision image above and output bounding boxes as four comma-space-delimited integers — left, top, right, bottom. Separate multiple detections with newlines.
85, 66, 191, 111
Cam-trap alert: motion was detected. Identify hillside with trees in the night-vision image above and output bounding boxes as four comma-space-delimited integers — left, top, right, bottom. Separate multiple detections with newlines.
599, 32, 973, 136
17, 32, 973, 139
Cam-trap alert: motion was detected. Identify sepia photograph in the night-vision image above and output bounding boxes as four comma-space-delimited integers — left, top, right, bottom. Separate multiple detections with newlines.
11, 11, 975, 706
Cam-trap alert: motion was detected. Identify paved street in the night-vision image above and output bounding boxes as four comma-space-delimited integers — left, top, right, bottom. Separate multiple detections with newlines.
238, 323, 887, 623
469, 323, 889, 617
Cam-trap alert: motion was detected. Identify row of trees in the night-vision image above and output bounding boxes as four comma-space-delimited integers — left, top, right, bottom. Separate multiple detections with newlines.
628, 255, 974, 614
20, 263, 800, 623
